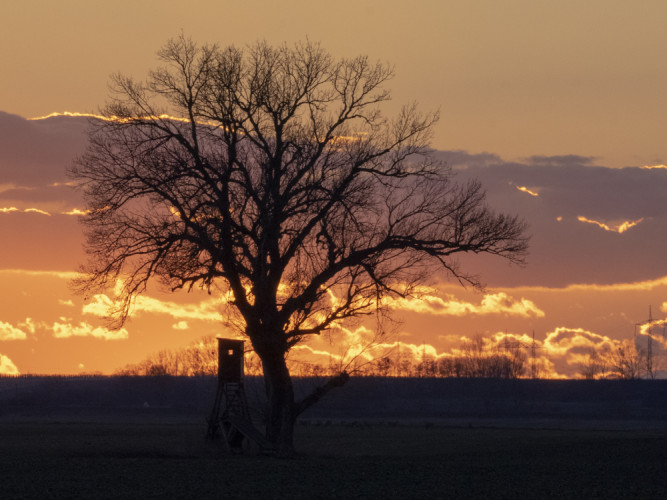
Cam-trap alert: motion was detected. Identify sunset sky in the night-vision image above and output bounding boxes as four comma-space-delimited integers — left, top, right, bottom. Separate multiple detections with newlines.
2, 1, 667, 377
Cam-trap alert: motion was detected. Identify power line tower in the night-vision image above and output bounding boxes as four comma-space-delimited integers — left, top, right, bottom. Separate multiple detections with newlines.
647, 306, 654, 380
530, 330, 537, 379
636, 307, 656, 380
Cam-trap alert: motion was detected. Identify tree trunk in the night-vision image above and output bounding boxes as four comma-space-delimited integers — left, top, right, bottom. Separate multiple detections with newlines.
257, 345, 296, 457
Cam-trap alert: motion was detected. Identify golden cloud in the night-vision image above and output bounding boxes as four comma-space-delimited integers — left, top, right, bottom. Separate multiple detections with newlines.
0, 205, 91, 217
0, 354, 20, 375
0, 321, 28, 340
637, 318, 667, 346
24, 208, 51, 216
296, 325, 450, 371
577, 215, 643, 233
542, 327, 616, 356
0, 207, 52, 216
516, 185, 539, 197
81, 294, 114, 317
50, 320, 129, 340
29, 111, 192, 125
62, 208, 91, 216
386, 291, 544, 318
488, 331, 535, 347
29, 112, 368, 146
538, 327, 629, 378
0, 183, 34, 193
18, 318, 35, 334
291, 344, 344, 362
29, 111, 106, 121
136, 295, 225, 321
508, 275, 667, 294
82, 293, 225, 322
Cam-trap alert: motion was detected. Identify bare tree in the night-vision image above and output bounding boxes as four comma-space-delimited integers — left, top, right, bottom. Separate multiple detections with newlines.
578, 342, 649, 380
70, 36, 528, 455
609, 344, 643, 380
581, 352, 609, 380
448, 335, 526, 379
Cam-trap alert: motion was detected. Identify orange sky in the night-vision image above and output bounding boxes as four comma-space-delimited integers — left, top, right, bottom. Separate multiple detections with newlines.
4, 1, 667, 168
2, 1, 667, 376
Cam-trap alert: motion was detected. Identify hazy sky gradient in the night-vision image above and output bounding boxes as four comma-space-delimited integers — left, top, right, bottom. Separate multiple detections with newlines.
2, 1, 667, 376
4, 1, 667, 167
2, 113, 666, 377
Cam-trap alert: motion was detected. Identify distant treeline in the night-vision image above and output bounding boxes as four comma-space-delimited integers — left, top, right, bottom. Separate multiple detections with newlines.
4, 332, 657, 381
105, 333, 660, 380
114, 336, 218, 377
112, 334, 532, 379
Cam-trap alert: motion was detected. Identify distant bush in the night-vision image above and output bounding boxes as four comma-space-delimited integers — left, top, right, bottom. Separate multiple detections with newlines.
115, 335, 218, 376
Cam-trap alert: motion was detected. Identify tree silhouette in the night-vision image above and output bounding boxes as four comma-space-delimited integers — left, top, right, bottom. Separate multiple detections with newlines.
71, 36, 528, 455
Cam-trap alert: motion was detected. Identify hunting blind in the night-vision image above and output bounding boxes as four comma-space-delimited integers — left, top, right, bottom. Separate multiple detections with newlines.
207, 338, 272, 453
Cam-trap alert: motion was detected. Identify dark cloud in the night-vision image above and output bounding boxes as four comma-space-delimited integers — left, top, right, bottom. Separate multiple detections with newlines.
524, 155, 596, 167
2, 115, 666, 288
447, 150, 667, 288
0, 112, 88, 185
432, 150, 503, 169
0, 113, 89, 270
465, 162, 667, 219
0, 113, 86, 209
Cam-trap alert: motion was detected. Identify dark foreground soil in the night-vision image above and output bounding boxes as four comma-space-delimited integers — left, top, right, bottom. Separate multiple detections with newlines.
2, 421, 667, 499
2, 377, 667, 498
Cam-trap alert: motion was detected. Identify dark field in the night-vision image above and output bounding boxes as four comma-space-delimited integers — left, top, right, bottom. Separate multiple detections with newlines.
2, 422, 667, 498
2, 376, 667, 498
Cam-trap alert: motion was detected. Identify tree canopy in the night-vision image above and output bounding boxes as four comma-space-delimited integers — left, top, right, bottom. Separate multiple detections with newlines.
71, 36, 528, 454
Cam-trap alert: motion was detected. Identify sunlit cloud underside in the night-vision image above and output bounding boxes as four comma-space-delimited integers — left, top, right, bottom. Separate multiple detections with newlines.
386, 292, 544, 318
0, 355, 20, 375
516, 185, 539, 197
577, 215, 644, 233
0, 206, 90, 216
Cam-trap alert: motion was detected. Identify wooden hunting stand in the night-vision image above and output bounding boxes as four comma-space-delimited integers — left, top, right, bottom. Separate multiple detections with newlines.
207, 338, 272, 453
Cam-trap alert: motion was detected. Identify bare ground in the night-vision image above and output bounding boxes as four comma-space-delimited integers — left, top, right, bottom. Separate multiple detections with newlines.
2, 377, 667, 498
